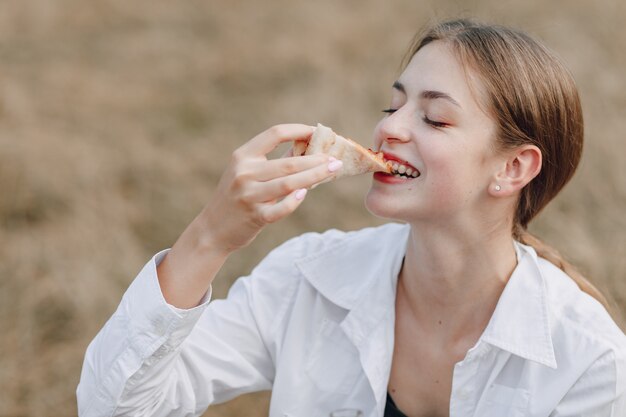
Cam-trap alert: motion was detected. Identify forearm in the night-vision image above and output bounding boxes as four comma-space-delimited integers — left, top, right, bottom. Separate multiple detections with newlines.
157, 210, 232, 309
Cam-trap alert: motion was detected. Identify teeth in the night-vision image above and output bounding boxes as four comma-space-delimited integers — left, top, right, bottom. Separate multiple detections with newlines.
385, 159, 420, 178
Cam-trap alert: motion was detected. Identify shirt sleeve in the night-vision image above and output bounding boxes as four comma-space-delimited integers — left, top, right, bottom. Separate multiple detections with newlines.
550, 349, 626, 417
77, 243, 297, 417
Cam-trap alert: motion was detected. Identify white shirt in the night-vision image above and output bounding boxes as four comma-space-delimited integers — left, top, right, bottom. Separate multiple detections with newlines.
77, 223, 626, 417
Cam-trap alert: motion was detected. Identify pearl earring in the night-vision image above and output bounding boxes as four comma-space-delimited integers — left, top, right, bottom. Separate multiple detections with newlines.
494, 184, 501, 191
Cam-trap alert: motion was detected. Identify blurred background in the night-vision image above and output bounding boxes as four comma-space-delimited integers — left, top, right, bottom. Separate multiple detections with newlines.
1, 0, 625, 415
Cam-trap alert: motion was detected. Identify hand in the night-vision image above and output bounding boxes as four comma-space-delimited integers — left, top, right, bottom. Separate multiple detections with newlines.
198, 124, 343, 253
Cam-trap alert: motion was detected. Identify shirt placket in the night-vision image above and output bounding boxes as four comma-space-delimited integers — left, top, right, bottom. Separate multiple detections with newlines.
449, 343, 488, 417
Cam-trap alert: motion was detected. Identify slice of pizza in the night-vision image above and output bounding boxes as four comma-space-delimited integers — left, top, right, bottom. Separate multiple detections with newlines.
293, 123, 391, 180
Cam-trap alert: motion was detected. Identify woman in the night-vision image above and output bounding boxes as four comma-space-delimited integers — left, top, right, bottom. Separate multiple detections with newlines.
78, 19, 626, 417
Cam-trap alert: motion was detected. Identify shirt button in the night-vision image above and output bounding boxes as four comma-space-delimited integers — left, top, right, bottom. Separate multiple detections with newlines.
154, 346, 167, 359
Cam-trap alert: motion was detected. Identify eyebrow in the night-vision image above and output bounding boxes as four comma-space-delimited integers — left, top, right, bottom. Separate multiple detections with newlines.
392, 81, 461, 108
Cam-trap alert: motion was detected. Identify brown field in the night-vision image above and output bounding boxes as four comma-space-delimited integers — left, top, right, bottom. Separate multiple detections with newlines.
1, 0, 625, 415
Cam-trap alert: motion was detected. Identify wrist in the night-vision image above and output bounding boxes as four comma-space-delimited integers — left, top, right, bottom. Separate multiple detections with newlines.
159, 214, 231, 309
190, 209, 236, 257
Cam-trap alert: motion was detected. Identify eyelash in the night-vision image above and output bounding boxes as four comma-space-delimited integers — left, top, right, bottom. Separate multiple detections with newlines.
381, 108, 448, 128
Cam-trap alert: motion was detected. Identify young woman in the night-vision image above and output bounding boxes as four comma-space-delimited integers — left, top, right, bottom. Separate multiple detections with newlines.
78, 19, 626, 417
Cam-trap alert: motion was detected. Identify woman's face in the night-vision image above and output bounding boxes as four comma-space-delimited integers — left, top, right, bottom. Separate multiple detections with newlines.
365, 41, 503, 225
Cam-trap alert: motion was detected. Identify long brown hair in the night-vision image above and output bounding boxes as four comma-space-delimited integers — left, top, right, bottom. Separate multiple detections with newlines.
404, 19, 612, 312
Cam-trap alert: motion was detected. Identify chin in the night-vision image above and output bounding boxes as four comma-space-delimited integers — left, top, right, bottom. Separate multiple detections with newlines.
364, 190, 407, 221
365, 187, 447, 224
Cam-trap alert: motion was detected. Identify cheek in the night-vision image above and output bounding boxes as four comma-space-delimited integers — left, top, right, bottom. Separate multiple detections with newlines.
372, 121, 384, 149
424, 147, 485, 198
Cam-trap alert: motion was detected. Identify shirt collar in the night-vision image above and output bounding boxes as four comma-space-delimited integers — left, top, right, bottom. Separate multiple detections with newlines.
295, 223, 410, 406
480, 241, 557, 369
294, 225, 557, 369
295, 224, 409, 312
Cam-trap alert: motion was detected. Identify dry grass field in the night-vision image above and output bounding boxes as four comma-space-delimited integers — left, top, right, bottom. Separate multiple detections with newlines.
1, 0, 625, 415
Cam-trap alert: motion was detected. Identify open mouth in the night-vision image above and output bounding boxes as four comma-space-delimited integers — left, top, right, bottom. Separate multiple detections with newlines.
383, 153, 420, 179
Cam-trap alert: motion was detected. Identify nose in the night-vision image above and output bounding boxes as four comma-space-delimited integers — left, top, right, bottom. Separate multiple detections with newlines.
374, 110, 413, 149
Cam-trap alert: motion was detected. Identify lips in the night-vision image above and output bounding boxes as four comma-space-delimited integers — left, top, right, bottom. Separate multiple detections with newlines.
382, 152, 421, 178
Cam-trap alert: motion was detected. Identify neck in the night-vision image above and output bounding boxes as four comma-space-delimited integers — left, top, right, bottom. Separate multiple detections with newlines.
398, 218, 518, 346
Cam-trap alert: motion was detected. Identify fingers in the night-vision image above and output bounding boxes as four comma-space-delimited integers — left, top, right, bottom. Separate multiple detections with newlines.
245, 158, 343, 202
238, 124, 315, 157
256, 189, 308, 224
252, 154, 330, 182
281, 147, 294, 158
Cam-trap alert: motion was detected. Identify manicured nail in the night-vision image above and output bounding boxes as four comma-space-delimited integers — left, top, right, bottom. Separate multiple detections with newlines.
295, 188, 307, 200
328, 159, 343, 172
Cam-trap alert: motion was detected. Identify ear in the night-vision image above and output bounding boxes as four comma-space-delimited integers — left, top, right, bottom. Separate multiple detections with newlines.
489, 145, 542, 197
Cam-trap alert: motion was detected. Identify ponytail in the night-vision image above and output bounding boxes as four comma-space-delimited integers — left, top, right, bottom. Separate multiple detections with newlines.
513, 224, 618, 320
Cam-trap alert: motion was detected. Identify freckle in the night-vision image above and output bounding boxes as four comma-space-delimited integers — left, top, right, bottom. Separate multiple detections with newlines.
391, 388, 397, 393
435, 380, 440, 384
438, 320, 442, 325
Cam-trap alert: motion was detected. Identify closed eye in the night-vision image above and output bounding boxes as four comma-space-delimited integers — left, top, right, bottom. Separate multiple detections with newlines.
383, 109, 449, 128
423, 115, 448, 128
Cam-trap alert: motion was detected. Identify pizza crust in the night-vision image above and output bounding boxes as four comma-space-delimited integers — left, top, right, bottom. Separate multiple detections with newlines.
293, 124, 391, 181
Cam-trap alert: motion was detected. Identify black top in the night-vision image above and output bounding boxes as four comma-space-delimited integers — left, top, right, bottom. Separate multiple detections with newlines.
384, 392, 408, 417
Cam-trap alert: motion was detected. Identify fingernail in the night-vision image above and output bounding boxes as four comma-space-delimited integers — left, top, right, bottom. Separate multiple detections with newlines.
328, 156, 337, 162
328, 159, 343, 172
295, 188, 307, 200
